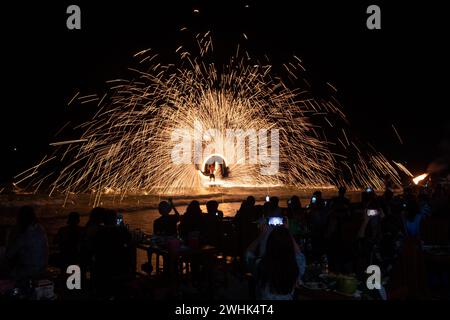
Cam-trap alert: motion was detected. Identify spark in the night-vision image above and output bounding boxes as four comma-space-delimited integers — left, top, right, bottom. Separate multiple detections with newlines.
16, 33, 401, 204
67, 91, 80, 106
393, 161, 414, 177
326, 82, 337, 92
49, 139, 88, 146
391, 124, 404, 144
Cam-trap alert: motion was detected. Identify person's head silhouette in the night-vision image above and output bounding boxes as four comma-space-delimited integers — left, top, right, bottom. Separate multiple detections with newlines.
186, 200, 202, 216
67, 211, 80, 227
246, 196, 256, 207
103, 209, 117, 226
158, 201, 172, 216
206, 200, 219, 215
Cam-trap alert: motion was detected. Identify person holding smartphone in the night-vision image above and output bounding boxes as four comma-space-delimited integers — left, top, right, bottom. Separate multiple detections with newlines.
355, 193, 385, 275
202, 200, 223, 247
245, 224, 306, 300
308, 191, 328, 261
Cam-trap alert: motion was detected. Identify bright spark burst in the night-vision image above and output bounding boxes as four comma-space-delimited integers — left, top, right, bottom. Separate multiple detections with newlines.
413, 173, 428, 185
16, 33, 401, 204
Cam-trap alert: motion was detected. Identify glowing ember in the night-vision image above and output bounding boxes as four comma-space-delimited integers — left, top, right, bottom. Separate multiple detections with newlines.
413, 173, 428, 185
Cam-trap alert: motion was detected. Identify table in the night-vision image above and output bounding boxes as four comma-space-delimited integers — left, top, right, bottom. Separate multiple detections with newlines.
136, 241, 218, 277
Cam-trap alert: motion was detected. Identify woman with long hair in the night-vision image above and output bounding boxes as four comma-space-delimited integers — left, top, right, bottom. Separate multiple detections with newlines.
257, 226, 302, 300
179, 200, 203, 241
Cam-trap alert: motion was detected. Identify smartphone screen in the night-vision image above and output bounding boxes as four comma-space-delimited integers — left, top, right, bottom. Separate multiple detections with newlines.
367, 209, 379, 216
268, 217, 284, 226
265, 195, 270, 202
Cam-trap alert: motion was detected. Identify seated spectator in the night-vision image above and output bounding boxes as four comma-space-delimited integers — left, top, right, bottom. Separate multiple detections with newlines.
4, 206, 49, 281
255, 226, 305, 300
54, 212, 84, 269
153, 199, 180, 237
179, 200, 204, 242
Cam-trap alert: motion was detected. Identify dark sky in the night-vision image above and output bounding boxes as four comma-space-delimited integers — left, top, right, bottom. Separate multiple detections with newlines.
1, 0, 449, 184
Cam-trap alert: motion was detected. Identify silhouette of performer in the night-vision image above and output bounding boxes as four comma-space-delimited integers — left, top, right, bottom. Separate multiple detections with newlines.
209, 163, 215, 182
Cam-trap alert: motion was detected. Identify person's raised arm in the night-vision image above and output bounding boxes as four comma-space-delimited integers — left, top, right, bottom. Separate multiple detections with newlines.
168, 198, 180, 217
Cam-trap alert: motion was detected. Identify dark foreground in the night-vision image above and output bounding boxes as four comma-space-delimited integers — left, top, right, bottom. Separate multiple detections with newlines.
0, 185, 449, 301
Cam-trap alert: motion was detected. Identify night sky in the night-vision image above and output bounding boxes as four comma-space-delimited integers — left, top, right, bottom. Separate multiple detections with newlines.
1, 0, 449, 185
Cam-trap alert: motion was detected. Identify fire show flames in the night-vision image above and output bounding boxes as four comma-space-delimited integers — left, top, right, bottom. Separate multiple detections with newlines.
413, 173, 429, 185
15, 33, 401, 202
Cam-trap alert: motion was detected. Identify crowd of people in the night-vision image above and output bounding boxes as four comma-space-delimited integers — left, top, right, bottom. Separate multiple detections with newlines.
0, 182, 449, 300
0, 207, 135, 298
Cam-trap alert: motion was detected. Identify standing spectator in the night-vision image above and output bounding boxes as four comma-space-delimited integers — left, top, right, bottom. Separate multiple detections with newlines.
4, 206, 49, 281
203, 200, 223, 247
54, 212, 84, 269
234, 196, 259, 258
80, 207, 105, 278
329, 187, 350, 215
308, 191, 329, 261
403, 196, 428, 238
286, 196, 304, 241
92, 209, 133, 297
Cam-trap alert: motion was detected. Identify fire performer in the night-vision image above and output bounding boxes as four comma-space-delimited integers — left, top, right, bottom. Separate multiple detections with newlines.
209, 163, 215, 182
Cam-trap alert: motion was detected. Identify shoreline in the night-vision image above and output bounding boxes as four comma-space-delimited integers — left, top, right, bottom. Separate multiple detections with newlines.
0, 187, 363, 224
